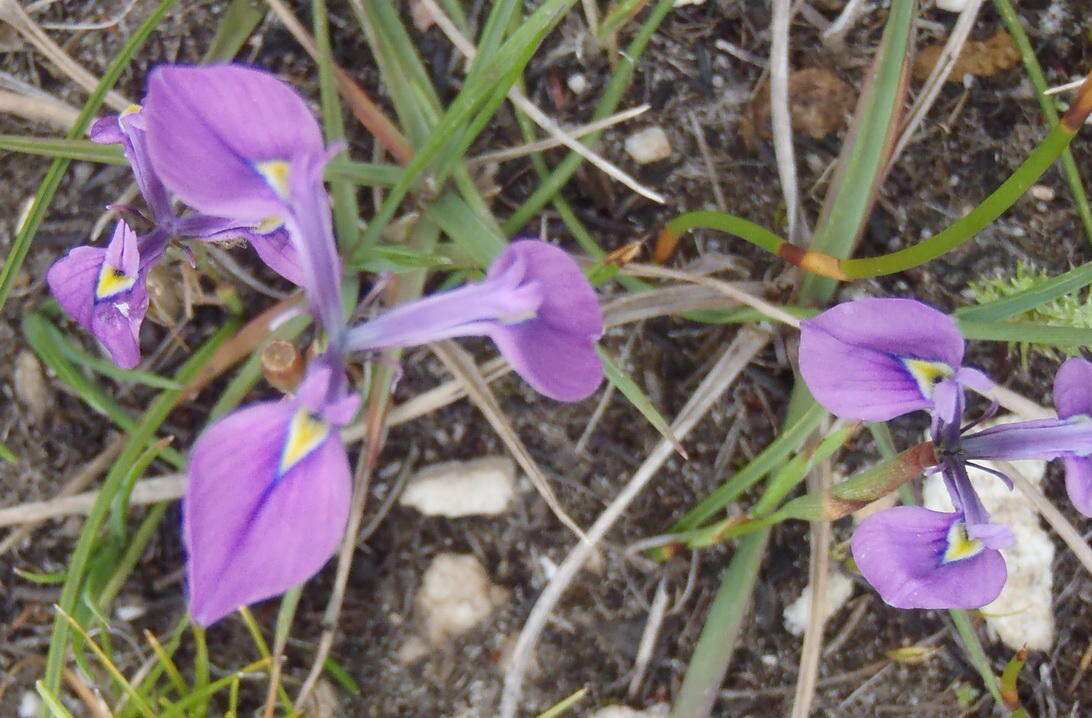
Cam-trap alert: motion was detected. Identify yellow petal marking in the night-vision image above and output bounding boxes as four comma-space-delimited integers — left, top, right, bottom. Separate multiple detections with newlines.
256, 216, 285, 233
256, 159, 291, 200
901, 358, 953, 399
942, 521, 985, 564
95, 263, 137, 300
279, 408, 330, 476
121, 103, 142, 117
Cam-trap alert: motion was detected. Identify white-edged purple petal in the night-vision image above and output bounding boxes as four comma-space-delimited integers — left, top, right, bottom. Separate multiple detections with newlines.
184, 398, 351, 626
1054, 356, 1092, 420
144, 64, 325, 223
799, 298, 965, 421
851, 506, 1006, 609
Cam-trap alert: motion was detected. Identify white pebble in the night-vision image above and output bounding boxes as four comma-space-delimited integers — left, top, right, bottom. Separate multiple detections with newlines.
18, 692, 40, 718
936, 0, 970, 12
567, 73, 588, 95
922, 422, 1054, 650
1030, 184, 1056, 201
624, 127, 672, 165
783, 571, 854, 636
399, 457, 515, 518
415, 553, 508, 646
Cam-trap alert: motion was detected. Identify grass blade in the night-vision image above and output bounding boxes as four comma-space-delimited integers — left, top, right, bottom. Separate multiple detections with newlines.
954, 262, 1092, 323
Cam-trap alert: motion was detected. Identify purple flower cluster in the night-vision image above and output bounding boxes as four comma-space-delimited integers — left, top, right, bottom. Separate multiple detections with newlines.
800, 298, 1092, 609
48, 64, 604, 626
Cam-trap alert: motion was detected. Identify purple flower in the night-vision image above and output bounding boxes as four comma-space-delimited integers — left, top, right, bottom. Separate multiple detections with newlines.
143, 64, 343, 341
1053, 357, 1092, 516
852, 506, 1006, 609
345, 239, 604, 401
799, 298, 991, 421
46, 221, 148, 369
184, 359, 359, 626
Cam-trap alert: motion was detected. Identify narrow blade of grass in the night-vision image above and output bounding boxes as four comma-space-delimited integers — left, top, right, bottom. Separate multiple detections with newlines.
954, 262, 1092, 323
800, 0, 915, 302
950, 609, 1004, 705
202, 0, 267, 63
597, 346, 685, 456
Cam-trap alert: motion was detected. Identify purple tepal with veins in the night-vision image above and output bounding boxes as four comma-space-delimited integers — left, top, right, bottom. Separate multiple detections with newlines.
345, 239, 604, 402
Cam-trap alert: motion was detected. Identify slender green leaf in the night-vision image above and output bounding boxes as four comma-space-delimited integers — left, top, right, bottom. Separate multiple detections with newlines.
597, 346, 683, 454
955, 262, 1092, 323
950, 609, 1004, 705
800, 0, 914, 302
202, 0, 266, 63
0, 135, 124, 164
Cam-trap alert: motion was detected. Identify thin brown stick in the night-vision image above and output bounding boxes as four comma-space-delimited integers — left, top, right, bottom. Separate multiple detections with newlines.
0, 87, 79, 128
499, 327, 772, 717
790, 460, 834, 718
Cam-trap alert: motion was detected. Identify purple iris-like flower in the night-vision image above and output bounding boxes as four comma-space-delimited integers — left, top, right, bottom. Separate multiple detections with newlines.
799, 298, 992, 422
46, 221, 149, 369
345, 239, 604, 401
143, 64, 343, 341
184, 359, 359, 626
852, 506, 1007, 609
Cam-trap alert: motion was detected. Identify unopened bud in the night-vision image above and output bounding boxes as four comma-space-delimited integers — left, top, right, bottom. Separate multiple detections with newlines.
262, 340, 304, 393
774, 442, 938, 522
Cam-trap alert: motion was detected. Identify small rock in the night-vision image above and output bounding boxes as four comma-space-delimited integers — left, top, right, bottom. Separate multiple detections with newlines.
923, 425, 1053, 651
673, 0, 707, 6
783, 571, 854, 636
18, 691, 40, 718
746, 68, 856, 144
399, 457, 515, 517
589, 704, 669, 718
115, 601, 148, 622
935, 0, 969, 11
1030, 184, 1056, 202
415, 553, 508, 646
13, 349, 49, 422
396, 634, 430, 665
567, 73, 588, 95
300, 679, 341, 718
624, 127, 672, 165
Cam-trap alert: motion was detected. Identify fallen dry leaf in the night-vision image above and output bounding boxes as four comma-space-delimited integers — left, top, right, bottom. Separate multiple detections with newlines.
913, 29, 1020, 82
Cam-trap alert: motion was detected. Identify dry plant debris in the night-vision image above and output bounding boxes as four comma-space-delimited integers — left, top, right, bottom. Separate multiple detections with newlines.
913, 29, 1021, 82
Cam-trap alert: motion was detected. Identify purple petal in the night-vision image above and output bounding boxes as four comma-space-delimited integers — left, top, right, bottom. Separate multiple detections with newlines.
47, 223, 149, 369
852, 506, 1006, 609
248, 228, 305, 285
1064, 455, 1092, 517
486, 240, 603, 401
799, 298, 965, 421
1054, 357, 1092, 420
184, 399, 351, 626
144, 64, 325, 222
89, 115, 125, 144
47, 245, 103, 329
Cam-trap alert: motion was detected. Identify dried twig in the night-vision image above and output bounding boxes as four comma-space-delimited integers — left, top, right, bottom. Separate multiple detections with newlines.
417, 0, 665, 204
770, 0, 800, 239
0, 87, 80, 128
0, 0, 130, 111
430, 340, 588, 541
790, 460, 834, 718
499, 327, 772, 717
889, 0, 986, 164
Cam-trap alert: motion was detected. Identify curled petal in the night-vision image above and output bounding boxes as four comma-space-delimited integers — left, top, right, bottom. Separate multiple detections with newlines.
486, 241, 603, 401
144, 64, 325, 222
1055, 357, 1092, 420
1064, 455, 1092, 517
184, 399, 350, 626
852, 506, 1006, 609
799, 298, 965, 421
46, 222, 148, 369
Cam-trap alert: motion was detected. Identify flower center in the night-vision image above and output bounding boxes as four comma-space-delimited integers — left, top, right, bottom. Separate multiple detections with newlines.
255, 159, 292, 201
278, 408, 330, 476
95, 262, 136, 300
900, 358, 953, 399
941, 521, 985, 564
